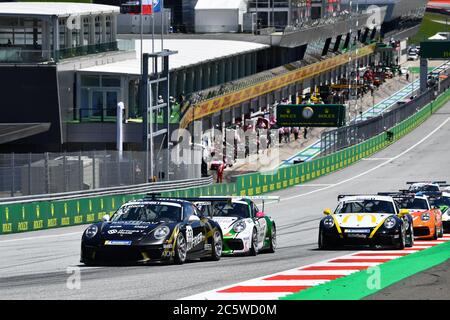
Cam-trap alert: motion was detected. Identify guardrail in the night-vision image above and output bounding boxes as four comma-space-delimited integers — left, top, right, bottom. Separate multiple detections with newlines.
0, 176, 214, 205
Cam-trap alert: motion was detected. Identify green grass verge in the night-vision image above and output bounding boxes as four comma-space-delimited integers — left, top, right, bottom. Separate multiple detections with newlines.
281, 241, 450, 300
409, 12, 450, 45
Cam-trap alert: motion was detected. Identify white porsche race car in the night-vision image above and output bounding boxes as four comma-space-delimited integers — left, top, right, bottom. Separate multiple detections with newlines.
193, 196, 279, 256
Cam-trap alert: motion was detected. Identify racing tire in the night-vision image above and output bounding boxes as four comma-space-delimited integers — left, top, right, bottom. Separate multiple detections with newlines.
405, 224, 414, 248
82, 260, 96, 266
438, 225, 444, 238
432, 225, 439, 240
203, 230, 222, 261
396, 229, 406, 250
318, 229, 330, 250
174, 232, 187, 265
266, 225, 277, 253
249, 228, 259, 256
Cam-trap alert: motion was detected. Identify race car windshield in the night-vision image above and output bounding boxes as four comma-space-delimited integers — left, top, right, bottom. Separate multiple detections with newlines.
395, 198, 428, 210
409, 184, 439, 192
337, 200, 395, 214
211, 202, 250, 218
429, 196, 450, 207
112, 204, 182, 223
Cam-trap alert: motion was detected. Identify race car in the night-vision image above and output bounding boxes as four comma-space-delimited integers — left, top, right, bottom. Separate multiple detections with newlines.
191, 196, 278, 256
318, 195, 413, 249
406, 181, 447, 196
427, 192, 450, 232
80, 194, 223, 265
385, 192, 443, 240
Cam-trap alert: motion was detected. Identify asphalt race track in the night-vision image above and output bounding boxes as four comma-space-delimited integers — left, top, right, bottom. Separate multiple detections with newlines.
1, 101, 450, 300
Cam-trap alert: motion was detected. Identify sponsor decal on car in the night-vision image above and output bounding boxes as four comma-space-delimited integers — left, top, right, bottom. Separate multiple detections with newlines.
104, 240, 132, 246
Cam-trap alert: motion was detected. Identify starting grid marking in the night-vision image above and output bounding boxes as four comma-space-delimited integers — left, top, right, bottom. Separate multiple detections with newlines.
181, 235, 450, 300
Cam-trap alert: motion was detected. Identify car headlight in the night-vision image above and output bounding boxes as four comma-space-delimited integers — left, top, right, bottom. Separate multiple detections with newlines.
154, 226, 170, 240
323, 216, 335, 228
384, 216, 396, 229
233, 220, 246, 233
421, 213, 431, 221
85, 225, 98, 238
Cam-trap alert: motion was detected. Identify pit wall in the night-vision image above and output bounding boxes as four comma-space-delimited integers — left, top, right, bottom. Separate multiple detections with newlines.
1, 88, 449, 235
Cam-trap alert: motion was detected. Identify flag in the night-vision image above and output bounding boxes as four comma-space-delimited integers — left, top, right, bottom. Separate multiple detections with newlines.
142, 0, 153, 15
152, 0, 161, 13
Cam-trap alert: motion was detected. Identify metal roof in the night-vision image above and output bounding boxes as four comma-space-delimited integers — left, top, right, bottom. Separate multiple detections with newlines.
79, 39, 268, 75
0, 2, 120, 17
0, 123, 51, 144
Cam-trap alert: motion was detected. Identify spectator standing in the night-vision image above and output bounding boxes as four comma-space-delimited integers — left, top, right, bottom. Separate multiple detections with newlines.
216, 161, 225, 183
292, 127, 299, 140
303, 127, 308, 139
283, 127, 290, 143
278, 127, 284, 144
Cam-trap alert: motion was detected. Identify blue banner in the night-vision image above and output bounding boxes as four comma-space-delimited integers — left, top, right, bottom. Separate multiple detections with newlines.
153, 0, 161, 13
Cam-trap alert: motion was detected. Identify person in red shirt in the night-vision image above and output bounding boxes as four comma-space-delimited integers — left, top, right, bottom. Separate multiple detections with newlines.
217, 161, 225, 183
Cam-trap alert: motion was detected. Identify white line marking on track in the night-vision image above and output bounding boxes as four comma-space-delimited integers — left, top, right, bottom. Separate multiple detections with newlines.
295, 184, 335, 187
0, 231, 82, 244
361, 158, 394, 161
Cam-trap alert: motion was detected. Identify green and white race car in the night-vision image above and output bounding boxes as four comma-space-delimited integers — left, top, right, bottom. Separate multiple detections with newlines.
192, 196, 278, 256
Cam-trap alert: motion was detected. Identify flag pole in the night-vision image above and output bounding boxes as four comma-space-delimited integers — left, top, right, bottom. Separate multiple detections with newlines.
152, 1, 155, 56
161, 0, 164, 50
140, 0, 143, 74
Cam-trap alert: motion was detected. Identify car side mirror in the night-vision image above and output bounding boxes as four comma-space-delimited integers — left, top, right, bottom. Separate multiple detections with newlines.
256, 211, 265, 218
323, 208, 332, 216
102, 214, 110, 222
398, 209, 409, 217
188, 215, 200, 222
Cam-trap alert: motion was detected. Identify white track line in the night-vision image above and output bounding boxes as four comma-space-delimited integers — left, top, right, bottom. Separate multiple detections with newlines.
0, 231, 82, 244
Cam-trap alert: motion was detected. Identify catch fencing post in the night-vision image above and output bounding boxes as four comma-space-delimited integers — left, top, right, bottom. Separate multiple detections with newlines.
63, 151, 67, 192
10, 153, 15, 197
44, 152, 50, 194
78, 151, 82, 191
28, 153, 32, 195
92, 152, 96, 190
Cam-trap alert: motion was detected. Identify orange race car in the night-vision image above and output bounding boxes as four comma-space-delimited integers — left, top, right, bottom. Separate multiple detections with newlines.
391, 193, 443, 240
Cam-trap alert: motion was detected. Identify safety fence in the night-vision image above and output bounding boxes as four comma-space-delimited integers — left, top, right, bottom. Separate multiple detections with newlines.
1, 87, 450, 235
0, 149, 200, 199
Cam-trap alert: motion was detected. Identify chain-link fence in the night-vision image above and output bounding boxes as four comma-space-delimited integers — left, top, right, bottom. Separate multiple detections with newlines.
321, 75, 450, 155
0, 150, 201, 199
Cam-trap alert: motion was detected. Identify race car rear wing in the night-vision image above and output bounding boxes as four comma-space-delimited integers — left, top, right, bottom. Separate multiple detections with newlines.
181, 196, 280, 212
378, 191, 415, 197
180, 196, 280, 202
337, 194, 381, 200
406, 181, 447, 185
